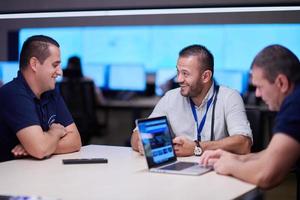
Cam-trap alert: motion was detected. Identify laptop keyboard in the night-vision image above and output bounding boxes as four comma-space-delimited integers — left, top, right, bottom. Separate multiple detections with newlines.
160, 162, 197, 171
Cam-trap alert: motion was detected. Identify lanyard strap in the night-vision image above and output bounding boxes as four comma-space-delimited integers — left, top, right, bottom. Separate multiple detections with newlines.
189, 86, 216, 141
210, 85, 220, 141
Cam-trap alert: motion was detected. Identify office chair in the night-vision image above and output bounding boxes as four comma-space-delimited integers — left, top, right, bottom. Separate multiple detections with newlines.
246, 107, 264, 152
58, 79, 101, 145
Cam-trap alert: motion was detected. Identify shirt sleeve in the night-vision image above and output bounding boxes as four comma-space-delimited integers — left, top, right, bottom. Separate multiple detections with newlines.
148, 92, 169, 118
223, 89, 253, 140
273, 97, 300, 143
1, 91, 40, 134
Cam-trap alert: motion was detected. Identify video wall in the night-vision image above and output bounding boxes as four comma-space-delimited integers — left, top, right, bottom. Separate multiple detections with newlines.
4, 23, 299, 94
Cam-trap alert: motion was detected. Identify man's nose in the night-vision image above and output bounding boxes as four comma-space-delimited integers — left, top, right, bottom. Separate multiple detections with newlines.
56, 67, 63, 76
177, 73, 184, 83
255, 88, 261, 97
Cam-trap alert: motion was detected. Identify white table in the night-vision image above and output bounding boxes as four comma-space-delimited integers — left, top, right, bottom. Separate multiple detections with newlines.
0, 145, 256, 200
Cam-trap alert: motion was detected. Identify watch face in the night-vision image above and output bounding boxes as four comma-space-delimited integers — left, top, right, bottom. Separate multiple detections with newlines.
194, 146, 202, 156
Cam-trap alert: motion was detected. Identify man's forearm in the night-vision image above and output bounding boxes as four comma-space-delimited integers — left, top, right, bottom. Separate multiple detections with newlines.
225, 157, 268, 187
201, 135, 251, 154
226, 153, 284, 189
237, 150, 265, 162
54, 123, 81, 154
28, 131, 61, 159
54, 131, 81, 154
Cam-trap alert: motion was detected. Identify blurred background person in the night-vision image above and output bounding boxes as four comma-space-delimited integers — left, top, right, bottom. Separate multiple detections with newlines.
63, 56, 106, 105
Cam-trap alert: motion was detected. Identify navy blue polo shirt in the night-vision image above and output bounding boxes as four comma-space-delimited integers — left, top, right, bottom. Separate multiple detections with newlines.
0, 71, 73, 162
273, 83, 300, 200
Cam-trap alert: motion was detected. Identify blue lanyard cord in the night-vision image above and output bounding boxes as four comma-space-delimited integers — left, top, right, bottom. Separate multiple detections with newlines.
189, 88, 215, 141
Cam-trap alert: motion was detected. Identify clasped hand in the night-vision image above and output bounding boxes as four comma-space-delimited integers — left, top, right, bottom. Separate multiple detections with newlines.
49, 123, 68, 138
172, 136, 195, 157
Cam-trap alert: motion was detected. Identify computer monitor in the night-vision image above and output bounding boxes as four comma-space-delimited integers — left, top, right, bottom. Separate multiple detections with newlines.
108, 64, 146, 91
155, 68, 177, 96
214, 70, 248, 94
0, 62, 19, 84
82, 63, 107, 88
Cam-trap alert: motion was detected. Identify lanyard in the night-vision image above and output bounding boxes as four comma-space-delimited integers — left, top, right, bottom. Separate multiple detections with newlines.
189, 87, 215, 141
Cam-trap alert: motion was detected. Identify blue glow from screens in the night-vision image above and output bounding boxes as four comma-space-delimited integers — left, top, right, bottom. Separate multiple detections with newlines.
82, 27, 151, 66
138, 118, 175, 164
19, 24, 300, 93
19, 27, 83, 68
155, 68, 177, 95
214, 70, 248, 94
0, 62, 19, 84
82, 63, 106, 88
108, 65, 146, 91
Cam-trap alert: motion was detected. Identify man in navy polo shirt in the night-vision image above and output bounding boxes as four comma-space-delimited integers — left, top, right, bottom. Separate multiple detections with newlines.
0, 35, 82, 162
200, 45, 300, 199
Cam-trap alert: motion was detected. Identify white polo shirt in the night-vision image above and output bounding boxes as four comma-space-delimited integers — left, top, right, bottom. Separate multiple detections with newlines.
149, 83, 253, 142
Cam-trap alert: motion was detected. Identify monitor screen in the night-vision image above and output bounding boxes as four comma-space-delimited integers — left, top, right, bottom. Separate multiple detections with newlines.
82, 63, 106, 88
108, 64, 146, 91
18, 24, 300, 94
155, 68, 177, 96
137, 116, 176, 167
0, 62, 19, 84
19, 28, 82, 68
19, 24, 300, 73
214, 70, 248, 94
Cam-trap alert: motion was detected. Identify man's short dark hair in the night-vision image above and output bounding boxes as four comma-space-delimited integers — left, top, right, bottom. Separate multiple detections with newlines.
179, 44, 214, 75
19, 35, 60, 70
251, 44, 300, 84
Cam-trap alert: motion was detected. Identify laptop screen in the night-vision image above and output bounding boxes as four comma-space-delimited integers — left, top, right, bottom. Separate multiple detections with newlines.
136, 116, 177, 168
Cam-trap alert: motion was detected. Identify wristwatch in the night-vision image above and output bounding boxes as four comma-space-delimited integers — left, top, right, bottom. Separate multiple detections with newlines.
194, 140, 203, 156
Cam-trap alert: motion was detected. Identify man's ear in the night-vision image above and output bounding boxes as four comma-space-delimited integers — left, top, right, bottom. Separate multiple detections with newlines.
202, 70, 212, 83
275, 74, 289, 93
29, 57, 38, 72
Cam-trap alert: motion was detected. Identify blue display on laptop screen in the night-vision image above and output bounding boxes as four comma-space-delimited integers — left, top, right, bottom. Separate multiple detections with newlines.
138, 118, 175, 165
0, 62, 19, 84
108, 64, 146, 91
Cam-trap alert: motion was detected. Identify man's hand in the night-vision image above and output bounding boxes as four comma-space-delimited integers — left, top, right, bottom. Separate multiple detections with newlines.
133, 130, 144, 155
137, 140, 144, 155
172, 136, 195, 157
11, 144, 29, 158
49, 123, 67, 138
199, 149, 224, 166
199, 149, 238, 175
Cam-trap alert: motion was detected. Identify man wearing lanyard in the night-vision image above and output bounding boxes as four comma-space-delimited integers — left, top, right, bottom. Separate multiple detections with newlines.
131, 44, 252, 156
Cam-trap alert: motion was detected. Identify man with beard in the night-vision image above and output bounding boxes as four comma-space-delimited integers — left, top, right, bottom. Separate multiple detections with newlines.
131, 44, 252, 157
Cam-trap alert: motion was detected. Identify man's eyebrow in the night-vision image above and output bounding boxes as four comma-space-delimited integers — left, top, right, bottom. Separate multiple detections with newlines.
53, 61, 61, 64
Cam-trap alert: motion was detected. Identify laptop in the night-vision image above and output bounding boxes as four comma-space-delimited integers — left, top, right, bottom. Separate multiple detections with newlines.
136, 116, 212, 176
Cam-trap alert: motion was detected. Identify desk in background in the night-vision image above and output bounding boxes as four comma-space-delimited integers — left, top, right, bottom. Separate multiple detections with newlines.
98, 96, 160, 131
100, 96, 160, 110
0, 145, 257, 200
